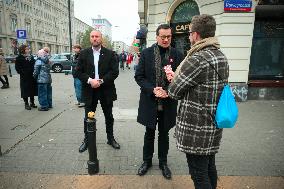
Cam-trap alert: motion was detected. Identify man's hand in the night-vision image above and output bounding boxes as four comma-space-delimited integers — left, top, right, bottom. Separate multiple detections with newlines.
164, 65, 174, 82
153, 87, 168, 98
89, 79, 101, 88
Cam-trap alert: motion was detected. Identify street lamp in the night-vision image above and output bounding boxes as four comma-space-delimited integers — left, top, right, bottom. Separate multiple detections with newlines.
68, 0, 72, 53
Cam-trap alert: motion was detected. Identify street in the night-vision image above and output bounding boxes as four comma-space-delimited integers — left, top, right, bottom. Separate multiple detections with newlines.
0, 66, 284, 188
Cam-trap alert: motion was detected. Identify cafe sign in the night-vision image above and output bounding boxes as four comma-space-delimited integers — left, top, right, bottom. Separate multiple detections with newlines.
224, 0, 252, 12
171, 22, 191, 34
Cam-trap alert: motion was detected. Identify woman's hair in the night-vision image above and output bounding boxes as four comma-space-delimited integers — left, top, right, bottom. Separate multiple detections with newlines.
18, 44, 28, 55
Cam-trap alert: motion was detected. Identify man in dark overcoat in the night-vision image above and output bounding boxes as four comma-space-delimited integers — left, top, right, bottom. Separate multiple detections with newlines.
76, 30, 120, 153
135, 24, 183, 179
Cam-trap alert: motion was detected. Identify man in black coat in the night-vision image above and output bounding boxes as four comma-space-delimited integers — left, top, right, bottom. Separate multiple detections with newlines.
76, 30, 120, 153
135, 24, 183, 179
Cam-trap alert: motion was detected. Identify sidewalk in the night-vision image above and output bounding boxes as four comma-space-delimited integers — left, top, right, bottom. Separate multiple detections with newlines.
0, 68, 284, 188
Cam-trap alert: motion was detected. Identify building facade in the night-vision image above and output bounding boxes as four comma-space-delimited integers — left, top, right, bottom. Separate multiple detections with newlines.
0, 0, 93, 56
73, 17, 94, 46
112, 41, 128, 54
92, 15, 112, 41
138, 0, 284, 100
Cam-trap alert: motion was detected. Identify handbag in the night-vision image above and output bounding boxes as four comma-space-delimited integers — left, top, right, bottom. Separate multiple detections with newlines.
206, 57, 238, 128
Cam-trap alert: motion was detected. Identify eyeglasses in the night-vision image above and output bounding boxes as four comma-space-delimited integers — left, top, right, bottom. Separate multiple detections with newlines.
159, 35, 172, 40
189, 30, 196, 35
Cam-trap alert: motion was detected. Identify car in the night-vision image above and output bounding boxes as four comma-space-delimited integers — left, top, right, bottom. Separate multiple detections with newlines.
4, 55, 16, 63
49, 53, 73, 73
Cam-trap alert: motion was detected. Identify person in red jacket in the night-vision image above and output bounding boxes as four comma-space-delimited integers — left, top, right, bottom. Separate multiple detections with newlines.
126, 53, 133, 69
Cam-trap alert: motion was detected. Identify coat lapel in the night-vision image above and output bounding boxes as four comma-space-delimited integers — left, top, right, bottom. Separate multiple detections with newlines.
98, 47, 106, 70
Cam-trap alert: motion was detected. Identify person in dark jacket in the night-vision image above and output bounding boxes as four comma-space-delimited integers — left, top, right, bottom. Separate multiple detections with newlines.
76, 30, 120, 153
33, 49, 52, 111
15, 45, 37, 110
72, 44, 84, 107
134, 24, 183, 179
168, 14, 229, 189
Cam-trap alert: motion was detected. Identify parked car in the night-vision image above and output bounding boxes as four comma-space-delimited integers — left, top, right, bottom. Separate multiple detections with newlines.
4, 55, 16, 63
49, 53, 73, 73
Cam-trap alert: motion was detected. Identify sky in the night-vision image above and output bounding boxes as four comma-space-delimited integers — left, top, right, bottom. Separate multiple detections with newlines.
73, 0, 140, 45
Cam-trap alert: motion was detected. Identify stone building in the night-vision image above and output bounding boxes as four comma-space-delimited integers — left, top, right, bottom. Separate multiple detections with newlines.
0, 0, 92, 55
138, 0, 284, 100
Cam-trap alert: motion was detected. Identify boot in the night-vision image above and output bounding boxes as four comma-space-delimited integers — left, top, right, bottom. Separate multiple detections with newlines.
1, 84, 9, 89
79, 120, 88, 153
25, 103, 31, 110
79, 136, 88, 153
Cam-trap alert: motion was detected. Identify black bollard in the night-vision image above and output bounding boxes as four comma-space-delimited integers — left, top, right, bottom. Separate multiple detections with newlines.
86, 111, 99, 175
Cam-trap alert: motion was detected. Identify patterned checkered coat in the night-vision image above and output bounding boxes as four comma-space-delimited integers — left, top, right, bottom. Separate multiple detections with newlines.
168, 46, 229, 155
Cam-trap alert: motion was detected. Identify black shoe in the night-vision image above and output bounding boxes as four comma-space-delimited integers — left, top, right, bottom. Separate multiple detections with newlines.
38, 107, 48, 111
30, 103, 37, 108
137, 162, 152, 176
107, 139, 120, 149
159, 164, 172, 179
25, 104, 31, 110
1, 84, 9, 89
79, 138, 88, 153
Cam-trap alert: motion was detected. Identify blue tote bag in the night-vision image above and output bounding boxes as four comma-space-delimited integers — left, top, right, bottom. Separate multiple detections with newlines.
204, 56, 238, 128
215, 84, 238, 128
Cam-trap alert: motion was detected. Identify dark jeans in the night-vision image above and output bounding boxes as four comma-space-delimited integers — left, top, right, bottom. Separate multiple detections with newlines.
143, 111, 169, 165
38, 83, 52, 108
186, 154, 217, 189
84, 95, 114, 141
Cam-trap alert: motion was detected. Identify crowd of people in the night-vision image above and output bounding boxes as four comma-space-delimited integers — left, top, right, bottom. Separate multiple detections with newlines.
1, 14, 228, 189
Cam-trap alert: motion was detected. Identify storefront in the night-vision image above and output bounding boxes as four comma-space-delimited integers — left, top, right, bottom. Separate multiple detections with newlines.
138, 0, 284, 100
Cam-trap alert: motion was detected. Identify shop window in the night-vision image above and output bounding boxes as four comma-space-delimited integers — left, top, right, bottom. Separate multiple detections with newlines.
249, 21, 284, 80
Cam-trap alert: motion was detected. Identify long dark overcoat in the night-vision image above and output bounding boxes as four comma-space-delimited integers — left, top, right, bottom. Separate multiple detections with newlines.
135, 44, 183, 130
15, 55, 38, 98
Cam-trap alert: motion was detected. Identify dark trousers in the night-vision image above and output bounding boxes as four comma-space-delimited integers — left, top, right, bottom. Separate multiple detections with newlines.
84, 94, 114, 141
186, 154, 217, 189
23, 96, 35, 105
0, 75, 9, 85
143, 111, 169, 165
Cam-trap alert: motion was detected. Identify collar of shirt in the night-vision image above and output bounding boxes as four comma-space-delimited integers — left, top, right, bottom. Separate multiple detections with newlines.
92, 47, 101, 54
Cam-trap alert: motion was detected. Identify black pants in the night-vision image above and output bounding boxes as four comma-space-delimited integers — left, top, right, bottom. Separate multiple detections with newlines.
23, 96, 35, 105
84, 96, 114, 141
186, 154, 217, 189
0, 75, 9, 85
143, 111, 169, 165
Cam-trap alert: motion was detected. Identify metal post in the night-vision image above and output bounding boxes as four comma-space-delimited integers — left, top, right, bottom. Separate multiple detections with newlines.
68, 0, 72, 53
86, 112, 99, 175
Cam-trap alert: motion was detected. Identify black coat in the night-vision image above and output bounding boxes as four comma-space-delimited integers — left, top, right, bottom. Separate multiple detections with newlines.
135, 44, 183, 130
15, 55, 38, 98
76, 46, 119, 105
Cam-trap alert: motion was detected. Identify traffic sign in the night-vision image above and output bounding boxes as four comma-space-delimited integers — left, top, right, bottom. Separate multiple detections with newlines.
17, 30, 27, 39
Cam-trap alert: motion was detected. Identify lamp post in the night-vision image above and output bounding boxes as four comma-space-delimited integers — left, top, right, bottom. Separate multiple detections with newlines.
68, 0, 72, 53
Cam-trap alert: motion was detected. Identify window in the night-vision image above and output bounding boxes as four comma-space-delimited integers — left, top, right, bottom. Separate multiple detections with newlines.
249, 21, 284, 80
26, 22, 31, 35
10, 15, 17, 32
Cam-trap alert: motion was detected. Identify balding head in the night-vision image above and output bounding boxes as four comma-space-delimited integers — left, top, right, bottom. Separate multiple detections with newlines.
90, 30, 102, 48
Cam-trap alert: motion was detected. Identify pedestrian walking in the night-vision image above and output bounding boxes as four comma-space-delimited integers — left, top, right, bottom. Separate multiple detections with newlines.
119, 51, 126, 70
167, 14, 229, 189
76, 30, 120, 153
15, 45, 38, 110
72, 44, 85, 107
0, 48, 9, 89
33, 49, 52, 111
135, 24, 183, 179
